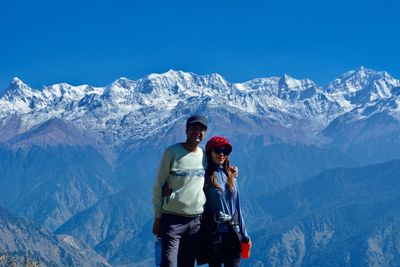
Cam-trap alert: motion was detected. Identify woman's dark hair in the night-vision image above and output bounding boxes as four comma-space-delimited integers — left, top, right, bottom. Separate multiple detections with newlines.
205, 155, 235, 193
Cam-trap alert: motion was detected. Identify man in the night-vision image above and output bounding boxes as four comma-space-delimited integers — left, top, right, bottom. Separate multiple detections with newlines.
152, 114, 208, 267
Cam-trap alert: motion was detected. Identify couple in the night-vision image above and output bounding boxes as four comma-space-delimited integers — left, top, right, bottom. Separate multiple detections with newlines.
152, 115, 251, 267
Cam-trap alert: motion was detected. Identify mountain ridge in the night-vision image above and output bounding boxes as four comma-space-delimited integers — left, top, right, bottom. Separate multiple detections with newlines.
247, 159, 400, 266
0, 205, 110, 266
1, 67, 399, 153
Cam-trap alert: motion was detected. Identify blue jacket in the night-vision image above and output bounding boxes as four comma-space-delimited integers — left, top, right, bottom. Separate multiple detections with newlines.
203, 166, 248, 240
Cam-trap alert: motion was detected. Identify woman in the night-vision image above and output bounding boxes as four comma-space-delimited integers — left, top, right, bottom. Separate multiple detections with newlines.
201, 136, 251, 267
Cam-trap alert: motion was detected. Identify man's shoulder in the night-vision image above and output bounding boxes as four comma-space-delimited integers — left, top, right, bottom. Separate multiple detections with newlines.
166, 143, 204, 157
166, 143, 183, 151
164, 143, 186, 157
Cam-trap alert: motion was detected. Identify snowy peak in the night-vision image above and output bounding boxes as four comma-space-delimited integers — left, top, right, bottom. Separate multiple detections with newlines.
3, 77, 33, 97
279, 74, 303, 88
277, 74, 318, 101
139, 70, 231, 95
112, 77, 136, 90
278, 74, 316, 90
0, 77, 42, 112
7, 77, 29, 89
103, 78, 134, 99
203, 73, 231, 90
136, 70, 188, 94
324, 67, 399, 104
240, 77, 280, 96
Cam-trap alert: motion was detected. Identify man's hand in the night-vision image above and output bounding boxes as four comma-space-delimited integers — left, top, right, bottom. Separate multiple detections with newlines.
152, 218, 161, 237
162, 183, 172, 197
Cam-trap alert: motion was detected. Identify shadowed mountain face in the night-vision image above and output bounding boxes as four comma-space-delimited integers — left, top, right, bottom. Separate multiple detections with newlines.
322, 111, 400, 164
0, 118, 118, 232
55, 187, 153, 266
243, 160, 400, 267
0, 68, 399, 265
0, 144, 118, 232
0, 205, 110, 266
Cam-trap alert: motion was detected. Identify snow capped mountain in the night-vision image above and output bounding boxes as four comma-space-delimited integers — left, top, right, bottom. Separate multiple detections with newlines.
0, 67, 399, 151
319, 68, 400, 158
1, 78, 39, 113
324, 66, 400, 109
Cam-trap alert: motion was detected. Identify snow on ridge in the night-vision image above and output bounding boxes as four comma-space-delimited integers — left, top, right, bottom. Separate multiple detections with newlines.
281, 74, 303, 88
1, 68, 399, 148
325, 67, 399, 93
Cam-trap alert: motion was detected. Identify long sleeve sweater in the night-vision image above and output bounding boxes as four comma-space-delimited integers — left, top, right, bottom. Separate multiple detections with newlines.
152, 143, 206, 219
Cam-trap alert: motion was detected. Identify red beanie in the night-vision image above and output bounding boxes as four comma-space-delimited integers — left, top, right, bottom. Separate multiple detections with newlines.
205, 136, 233, 156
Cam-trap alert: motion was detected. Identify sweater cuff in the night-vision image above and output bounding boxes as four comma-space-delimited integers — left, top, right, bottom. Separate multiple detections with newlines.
154, 210, 162, 219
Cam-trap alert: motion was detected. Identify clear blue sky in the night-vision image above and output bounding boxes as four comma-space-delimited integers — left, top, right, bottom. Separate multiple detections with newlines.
1, 0, 399, 91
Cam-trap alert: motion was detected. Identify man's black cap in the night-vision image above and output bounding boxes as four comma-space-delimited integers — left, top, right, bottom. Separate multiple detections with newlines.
186, 114, 208, 130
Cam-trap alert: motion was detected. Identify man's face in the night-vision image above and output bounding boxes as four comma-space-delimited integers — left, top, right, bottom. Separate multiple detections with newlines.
186, 123, 206, 145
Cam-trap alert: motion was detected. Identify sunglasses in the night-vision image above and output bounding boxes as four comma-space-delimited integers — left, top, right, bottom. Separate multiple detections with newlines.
213, 147, 230, 155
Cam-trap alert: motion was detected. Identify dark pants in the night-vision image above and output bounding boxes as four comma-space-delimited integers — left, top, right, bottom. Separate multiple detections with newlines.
161, 213, 201, 267
208, 232, 241, 267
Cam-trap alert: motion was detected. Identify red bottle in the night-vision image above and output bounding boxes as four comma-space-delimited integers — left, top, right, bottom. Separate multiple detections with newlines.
241, 240, 251, 259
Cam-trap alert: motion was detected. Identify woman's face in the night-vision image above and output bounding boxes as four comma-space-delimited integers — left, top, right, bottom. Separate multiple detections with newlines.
211, 146, 230, 166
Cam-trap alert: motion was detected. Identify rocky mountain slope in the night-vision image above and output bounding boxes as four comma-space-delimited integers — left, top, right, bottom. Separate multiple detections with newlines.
246, 159, 400, 267
0, 205, 110, 266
